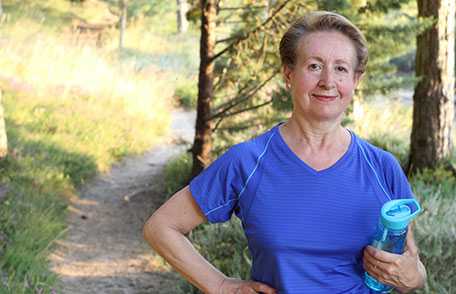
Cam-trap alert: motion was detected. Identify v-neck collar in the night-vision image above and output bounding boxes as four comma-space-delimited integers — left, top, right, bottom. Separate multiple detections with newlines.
275, 122, 354, 175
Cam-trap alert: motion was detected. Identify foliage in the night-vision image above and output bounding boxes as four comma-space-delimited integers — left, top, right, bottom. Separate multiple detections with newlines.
164, 152, 192, 195
0, 0, 197, 292
348, 98, 413, 166
0, 74, 171, 290
174, 78, 198, 109
410, 169, 456, 293
177, 219, 251, 294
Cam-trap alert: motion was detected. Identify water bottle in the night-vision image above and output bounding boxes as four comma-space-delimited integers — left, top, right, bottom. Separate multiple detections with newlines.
364, 199, 421, 293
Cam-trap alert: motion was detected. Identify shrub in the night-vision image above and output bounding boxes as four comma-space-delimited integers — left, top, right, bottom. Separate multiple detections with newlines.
174, 80, 198, 109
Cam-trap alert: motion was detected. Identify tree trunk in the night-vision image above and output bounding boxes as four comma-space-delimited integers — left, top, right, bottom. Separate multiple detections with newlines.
191, 0, 216, 178
0, 89, 7, 159
119, 0, 127, 50
408, 0, 455, 174
176, 0, 189, 33
0, 0, 3, 19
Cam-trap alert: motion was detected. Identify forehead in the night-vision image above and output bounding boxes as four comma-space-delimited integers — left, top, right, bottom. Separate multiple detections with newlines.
296, 31, 357, 65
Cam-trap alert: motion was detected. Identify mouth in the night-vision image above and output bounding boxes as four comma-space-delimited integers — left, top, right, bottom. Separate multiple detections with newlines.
312, 94, 338, 102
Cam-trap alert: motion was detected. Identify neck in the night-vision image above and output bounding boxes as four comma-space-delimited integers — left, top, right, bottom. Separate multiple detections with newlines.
281, 114, 348, 152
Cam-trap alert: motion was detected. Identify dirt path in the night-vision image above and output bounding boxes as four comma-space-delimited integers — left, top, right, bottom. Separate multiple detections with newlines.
50, 110, 195, 294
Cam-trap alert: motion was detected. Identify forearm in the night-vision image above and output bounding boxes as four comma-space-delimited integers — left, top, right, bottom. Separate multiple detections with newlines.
144, 219, 225, 294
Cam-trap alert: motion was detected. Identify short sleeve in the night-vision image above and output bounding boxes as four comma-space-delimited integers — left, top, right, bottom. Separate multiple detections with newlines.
381, 152, 414, 200
189, 147, 242, 223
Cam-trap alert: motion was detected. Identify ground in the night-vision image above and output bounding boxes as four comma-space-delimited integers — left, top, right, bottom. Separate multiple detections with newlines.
49, 110, 195, 294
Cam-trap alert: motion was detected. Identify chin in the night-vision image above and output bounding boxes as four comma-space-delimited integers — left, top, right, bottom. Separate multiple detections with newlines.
312, 112, 345, 122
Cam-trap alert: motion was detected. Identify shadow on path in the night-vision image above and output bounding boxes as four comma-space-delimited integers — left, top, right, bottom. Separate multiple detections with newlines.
50, 110, 195, 294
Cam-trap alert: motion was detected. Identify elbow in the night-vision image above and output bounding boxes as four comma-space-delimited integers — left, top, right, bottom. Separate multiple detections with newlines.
143, 214, 160, 247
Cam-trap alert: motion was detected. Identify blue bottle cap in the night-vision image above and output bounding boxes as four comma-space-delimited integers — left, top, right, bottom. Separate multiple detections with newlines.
381, 199, 421, 230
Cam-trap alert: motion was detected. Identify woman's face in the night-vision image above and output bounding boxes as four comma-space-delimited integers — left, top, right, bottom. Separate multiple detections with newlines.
283, 30, 362, 123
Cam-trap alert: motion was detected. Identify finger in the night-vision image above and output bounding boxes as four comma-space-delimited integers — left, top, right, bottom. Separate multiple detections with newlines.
363, 247, 391, 269
363, 258, 395, 287
365, 246, 400, 263
249, 281, 277, 294
364, 255, 383, 276
239, 287, 256, 294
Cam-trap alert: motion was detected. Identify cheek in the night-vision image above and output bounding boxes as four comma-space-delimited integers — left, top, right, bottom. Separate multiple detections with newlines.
293, 74, 320, 92
337, 81, 357, 98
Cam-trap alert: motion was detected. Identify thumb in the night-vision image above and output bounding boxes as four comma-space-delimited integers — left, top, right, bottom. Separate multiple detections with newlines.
249, 281, 277, 294
405, 224, 419, 256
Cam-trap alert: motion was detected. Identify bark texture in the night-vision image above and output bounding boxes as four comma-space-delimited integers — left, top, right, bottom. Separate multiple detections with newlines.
191, 0, 216, 178
408, 0, 455, 174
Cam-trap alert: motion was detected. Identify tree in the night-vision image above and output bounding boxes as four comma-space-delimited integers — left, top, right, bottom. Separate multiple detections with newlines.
119, 0, 127, 50
177, 0, 189, 33
0, 0, 3, 19
0, 89, 7, 159
191, 0, 217, 178
408, 0, 455, 174
190, 0, 297, 177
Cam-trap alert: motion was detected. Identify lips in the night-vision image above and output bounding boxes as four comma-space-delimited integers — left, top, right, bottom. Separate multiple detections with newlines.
312, 94, 338, 102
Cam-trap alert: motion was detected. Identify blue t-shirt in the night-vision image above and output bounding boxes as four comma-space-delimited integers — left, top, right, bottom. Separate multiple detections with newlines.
189, 123, 414, 293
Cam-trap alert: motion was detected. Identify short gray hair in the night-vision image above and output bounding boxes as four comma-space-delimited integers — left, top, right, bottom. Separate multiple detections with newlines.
279, 11, 368, 73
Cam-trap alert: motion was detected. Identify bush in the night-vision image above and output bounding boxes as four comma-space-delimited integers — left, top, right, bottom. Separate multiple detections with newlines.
177, 219, 250, 293
174, 80, 198, 109
164, 151, 192, 195
410, 168, 456, 293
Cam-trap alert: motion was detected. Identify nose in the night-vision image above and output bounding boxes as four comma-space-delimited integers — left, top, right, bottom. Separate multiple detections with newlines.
317, 67, 336, 89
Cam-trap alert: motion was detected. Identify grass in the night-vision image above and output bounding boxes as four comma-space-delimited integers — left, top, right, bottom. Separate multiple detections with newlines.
0, 0, 198, 292
163, 99, 456, 293
0, 80, 170, 293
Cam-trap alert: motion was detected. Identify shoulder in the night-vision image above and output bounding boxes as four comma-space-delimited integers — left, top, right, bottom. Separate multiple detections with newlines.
352, 132, 402, 171
223, 125, 278, 162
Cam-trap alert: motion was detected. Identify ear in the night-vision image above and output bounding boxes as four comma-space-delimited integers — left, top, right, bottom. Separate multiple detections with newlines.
282, 64, 293, 87
353, 71, 364, 88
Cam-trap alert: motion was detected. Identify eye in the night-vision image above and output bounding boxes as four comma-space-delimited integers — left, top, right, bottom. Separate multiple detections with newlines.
308, 63, 322, 71
336, 66, 348, 73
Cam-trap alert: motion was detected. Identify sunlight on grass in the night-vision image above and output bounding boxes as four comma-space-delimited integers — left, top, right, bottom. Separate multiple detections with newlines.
350, 98, 412, 140
0, 2, 198, 292
0, 19, 173, 122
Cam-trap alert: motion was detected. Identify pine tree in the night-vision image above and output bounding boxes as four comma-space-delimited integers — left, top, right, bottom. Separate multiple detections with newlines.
191, 0, 217, 178
408, 0, 455, 174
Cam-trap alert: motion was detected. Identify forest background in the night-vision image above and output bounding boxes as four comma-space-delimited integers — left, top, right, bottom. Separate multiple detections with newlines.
0, 0, 454, 293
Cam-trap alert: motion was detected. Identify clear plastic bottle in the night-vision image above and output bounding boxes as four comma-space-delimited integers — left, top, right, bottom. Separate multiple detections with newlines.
364, 199, 421, 293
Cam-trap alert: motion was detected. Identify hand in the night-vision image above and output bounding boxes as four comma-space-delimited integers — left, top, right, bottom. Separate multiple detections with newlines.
363, 229, 426, 293
218, 277, 277, 294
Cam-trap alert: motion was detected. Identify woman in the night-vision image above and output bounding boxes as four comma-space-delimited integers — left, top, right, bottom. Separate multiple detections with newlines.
144, 11, 426, 293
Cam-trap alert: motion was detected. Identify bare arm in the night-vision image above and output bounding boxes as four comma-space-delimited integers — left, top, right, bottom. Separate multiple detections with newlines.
143, 185, 277, 294
143, 185, 225, 293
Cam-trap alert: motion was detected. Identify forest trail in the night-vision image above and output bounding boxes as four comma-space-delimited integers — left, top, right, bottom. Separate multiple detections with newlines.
49, 110, 195, 294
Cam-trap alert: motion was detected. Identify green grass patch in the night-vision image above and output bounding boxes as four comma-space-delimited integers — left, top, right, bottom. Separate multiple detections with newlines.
0, 85, 170, 292
163, 151, 192, 195
0, 1, 197, 292
411, 169, 456, 293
